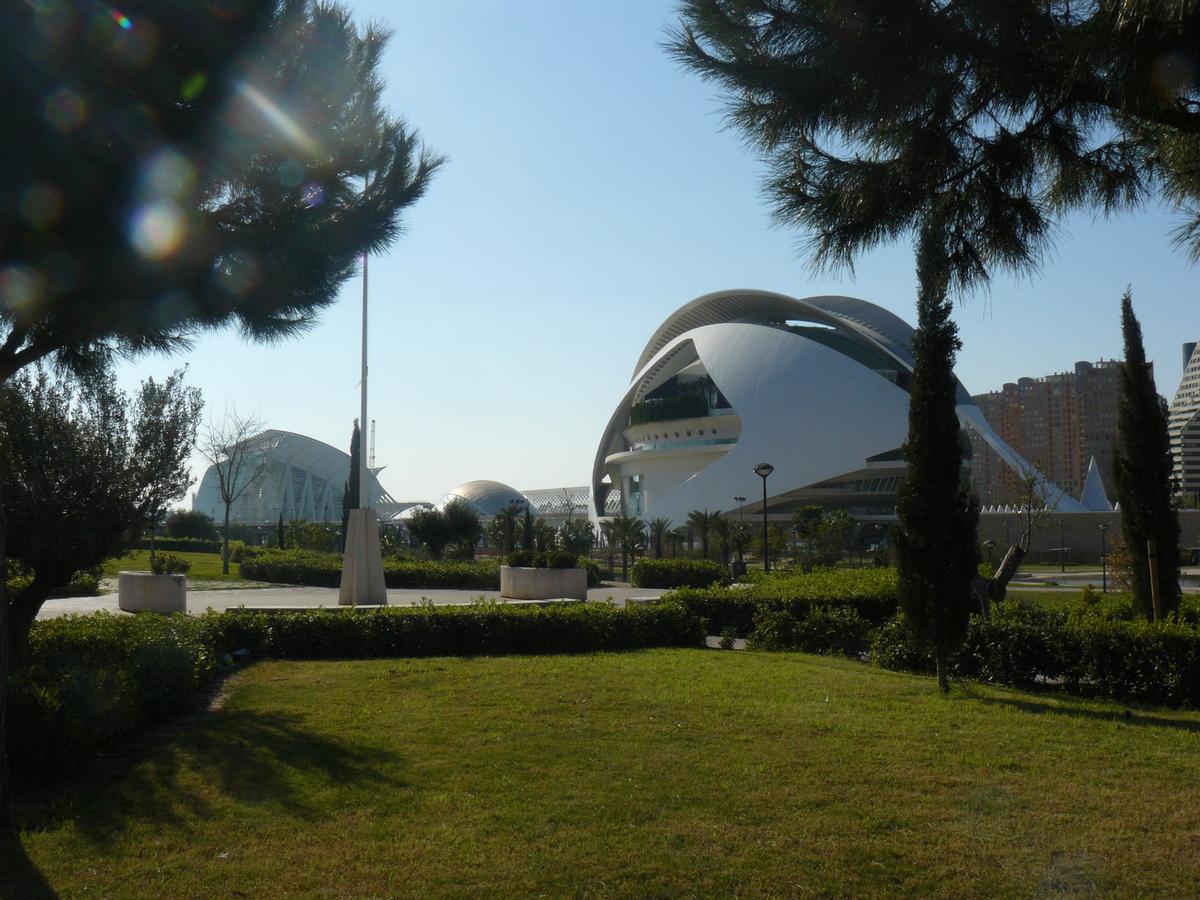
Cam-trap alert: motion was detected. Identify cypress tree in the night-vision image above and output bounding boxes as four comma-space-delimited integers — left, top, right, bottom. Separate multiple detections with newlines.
894, 237, 980, 694
340, 421, 361, 553
1113, 292, 1181, 618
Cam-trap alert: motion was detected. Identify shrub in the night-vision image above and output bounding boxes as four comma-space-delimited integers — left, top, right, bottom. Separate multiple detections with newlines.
165, 509, 219, 540
750, 605, 873, 657
631, 558, 725, 589
9, 613, 217, 778
666, 568, 900, 636
150, 553, 191, 575
239, 549, 502, 590
128, 536, 222, 554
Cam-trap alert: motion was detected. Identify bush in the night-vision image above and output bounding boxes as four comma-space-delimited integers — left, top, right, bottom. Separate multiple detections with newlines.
239, 549, 502, 590
128, 536, 222, 554
150, 553, 191, 575
631, 558, 725, 589
666, 568, 900, 636
165, 509, 219, 540
750, 605, 873, 657
9, 613, 217, 778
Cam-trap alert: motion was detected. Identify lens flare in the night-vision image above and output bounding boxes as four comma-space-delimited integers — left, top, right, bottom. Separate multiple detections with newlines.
235, 80, 321, 158
0, 266, 45, 315
112, 10, 132, 29
301, 181, 325, 208
143, 147, 196, 199
129, 203, 185, 260
43, 87, 86, 132
20, 183, 65, 229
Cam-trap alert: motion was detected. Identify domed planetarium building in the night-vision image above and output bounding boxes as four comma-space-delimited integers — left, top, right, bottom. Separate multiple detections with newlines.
591, 290, 1083, 524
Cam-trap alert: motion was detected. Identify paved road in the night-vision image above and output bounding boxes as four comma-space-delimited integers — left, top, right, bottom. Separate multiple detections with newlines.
35, 584, 667, 619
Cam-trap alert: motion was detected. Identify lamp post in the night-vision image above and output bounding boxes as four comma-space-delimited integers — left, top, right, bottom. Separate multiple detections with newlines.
1099, 522, 1109, 593
754, 463, 774, 572
1059, 519, 1066, 573
734, 495, 747, 574
983, 539, 996, 567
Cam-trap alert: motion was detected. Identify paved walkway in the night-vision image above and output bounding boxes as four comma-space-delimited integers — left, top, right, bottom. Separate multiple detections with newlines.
35, 584, 667, 619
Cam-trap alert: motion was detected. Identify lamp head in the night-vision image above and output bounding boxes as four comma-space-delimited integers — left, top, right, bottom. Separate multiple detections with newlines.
754, 463, 774, 479
1099, 522, 1109, 532
734, 496, 746, 504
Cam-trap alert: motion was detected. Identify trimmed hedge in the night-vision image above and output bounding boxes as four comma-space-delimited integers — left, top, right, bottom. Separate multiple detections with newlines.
631, 558, 725, 589
239, 549, 501, 590
129, 537, 222, 554
10, 602, 704, 779
665, 568, 900, 635
506, 551, 603, 587
9, 614, 217, 778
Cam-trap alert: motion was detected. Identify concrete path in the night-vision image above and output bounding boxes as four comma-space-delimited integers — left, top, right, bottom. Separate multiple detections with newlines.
35, 584, 667, 619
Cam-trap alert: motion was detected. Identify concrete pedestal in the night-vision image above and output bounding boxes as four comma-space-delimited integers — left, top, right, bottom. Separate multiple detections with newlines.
118, 571, 187, 613
339, 507, 387, 606
500, 566, 588, 601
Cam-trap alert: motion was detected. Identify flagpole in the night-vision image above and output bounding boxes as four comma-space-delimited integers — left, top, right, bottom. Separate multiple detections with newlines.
360, 172, 369, 509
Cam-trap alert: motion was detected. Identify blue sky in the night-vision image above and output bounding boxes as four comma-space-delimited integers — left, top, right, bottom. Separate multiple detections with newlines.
117, 0, 1199, 506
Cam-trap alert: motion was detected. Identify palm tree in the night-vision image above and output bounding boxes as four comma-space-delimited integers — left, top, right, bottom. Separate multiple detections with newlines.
649, 518, 673, 559
710, 512, 731, 565
686, 510, 715, 561
610, 514, 645, 581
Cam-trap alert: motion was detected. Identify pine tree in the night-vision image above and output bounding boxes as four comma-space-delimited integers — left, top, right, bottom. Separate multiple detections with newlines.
1113, 292, 1181, 618
1, 0, 441, 834
340, 420, 361, 552
893, 239, 981, 694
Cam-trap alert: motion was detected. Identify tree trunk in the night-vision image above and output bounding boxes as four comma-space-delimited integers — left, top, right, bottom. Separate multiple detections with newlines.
222, 504, 231, 575
935, 645, 950, 694
7, 595, 41, 659
621, 549, 628, 582
0, 464, 12, 835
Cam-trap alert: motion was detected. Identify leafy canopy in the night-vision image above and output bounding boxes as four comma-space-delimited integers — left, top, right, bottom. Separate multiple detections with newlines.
670, 0, 1200, 289
2, 0, 442, 379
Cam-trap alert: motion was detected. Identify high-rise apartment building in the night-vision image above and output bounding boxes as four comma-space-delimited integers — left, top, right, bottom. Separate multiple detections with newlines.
969, 360, 1124, 505
1168, 341, 1200, 500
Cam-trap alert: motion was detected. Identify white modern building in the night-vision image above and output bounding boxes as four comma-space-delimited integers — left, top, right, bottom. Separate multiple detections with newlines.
1169, 341, 1200, 500
193, 429, 412, 524
592, 290, 1084, 524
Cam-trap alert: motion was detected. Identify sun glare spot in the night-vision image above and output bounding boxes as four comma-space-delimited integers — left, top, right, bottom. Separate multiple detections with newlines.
111, 10, 132, 30
143, 148, 196, 199
235, 80, 321, 158
181, 72, 207, 101
129, 203, 185, 260
43, 87, 86, 132
301, 181, 325, 208
20, 184, 65, 229
0, 266, 45, 314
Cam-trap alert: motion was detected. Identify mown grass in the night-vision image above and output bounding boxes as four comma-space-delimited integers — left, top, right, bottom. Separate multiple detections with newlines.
14, 650, 1200, 897
102, 549, 242, 581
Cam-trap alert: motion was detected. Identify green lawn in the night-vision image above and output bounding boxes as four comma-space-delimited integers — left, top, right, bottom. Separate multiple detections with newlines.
13, 650, 1200, 897
102, 549, 243, 581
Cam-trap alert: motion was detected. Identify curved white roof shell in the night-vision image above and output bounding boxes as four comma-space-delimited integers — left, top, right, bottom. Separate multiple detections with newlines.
594, 290, 1083, 522
437, 480, 530, 518
193, 429, 393, 525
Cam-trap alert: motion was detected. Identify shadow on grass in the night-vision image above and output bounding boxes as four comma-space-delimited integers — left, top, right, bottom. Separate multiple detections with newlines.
0, 833, 57, 899
16, 705, 405, 853
964, 688, 1200, 733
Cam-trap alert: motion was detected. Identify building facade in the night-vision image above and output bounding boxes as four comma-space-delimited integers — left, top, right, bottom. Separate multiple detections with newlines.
1169, 341, 1200, 501
592, 289, 1083, 525
969, 360, 1123, 506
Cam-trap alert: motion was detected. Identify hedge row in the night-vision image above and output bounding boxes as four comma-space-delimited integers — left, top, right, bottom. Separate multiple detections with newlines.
752, 597, 1200, 708
9, 602, 704, 778
666, 567, 900, 635
128, 537, 223, 554
240, 550, 502, 589
631, 558, 725, 589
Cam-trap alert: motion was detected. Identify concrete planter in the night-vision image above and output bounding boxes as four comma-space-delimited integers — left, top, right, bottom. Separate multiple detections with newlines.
500, 566, 588, 601
118, 571, 187, 613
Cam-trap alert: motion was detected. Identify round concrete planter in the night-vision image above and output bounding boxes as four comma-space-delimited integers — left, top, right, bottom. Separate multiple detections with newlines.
118, 571, 187, 613
500, 566, 587, 601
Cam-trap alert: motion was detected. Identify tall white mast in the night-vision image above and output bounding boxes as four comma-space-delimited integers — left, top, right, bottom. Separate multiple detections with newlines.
359, 173, 370, 509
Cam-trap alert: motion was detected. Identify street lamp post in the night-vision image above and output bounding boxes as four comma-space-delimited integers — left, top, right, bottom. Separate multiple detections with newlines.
754, 463, 774, 573
1059, 519, 1066, 573
1099, 522, 1109, 593
734, 495, 747, 575
983, 539, 996, 567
